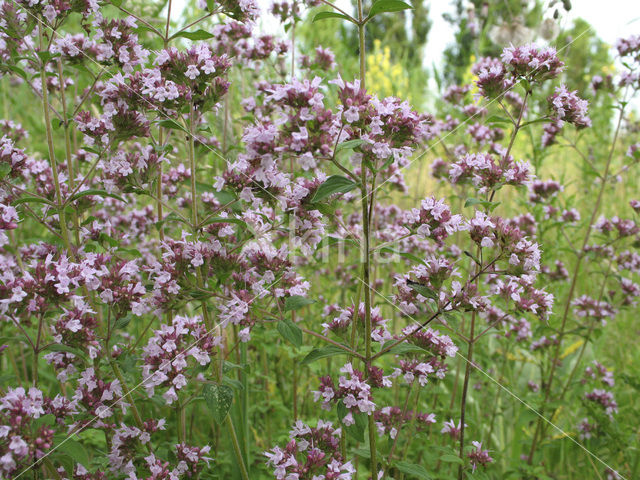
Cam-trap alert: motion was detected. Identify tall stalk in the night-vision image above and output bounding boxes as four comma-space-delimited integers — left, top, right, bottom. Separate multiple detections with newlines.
457, 248, 480, 480
38, 21, 73, 255
528, 99, 626, 461
354, 0, 377, 474
56, 60, 82, 247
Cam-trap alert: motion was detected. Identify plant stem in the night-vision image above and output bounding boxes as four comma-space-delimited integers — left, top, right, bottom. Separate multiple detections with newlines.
528, 99, 626, 462
457, 314, 475, 479
57, 60, 81, 247
38, 21, 73, 255
226, 415, 250, 480
354, 0, 376, 473
109, 360, 149, 451
357, 4, 366, 89
188, 103, 198, 228
386, 383, 413, 467
177, 401, 186, 443
457, 242, 482, 479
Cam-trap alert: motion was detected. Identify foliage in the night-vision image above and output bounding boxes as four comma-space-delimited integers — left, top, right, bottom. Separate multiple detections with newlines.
0, 1, 639, 480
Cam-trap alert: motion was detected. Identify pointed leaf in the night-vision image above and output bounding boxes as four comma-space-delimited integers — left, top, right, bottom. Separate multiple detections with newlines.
301, 346, 348, 365
395, 461, 433, 479
311, 175, 357, 203
12, 196, 55, 207
486, 115, 512, 125
335, 139, 366, 152
406, 280, 438, 300
69, 189, 127, 204
42, 344, 88, 363
203, 384, 234, 424
172, 29, 215, 41
53, 436, 89, 467
368, 0, 412, 18
440, 454, 464, 464
157, 119, 185, 131
284, 295, 315, 312
313, 11, 355, 23
277, 319, 303, 348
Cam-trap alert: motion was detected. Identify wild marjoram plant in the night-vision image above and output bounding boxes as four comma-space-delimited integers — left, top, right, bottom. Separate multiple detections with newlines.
0, 0, 639, 478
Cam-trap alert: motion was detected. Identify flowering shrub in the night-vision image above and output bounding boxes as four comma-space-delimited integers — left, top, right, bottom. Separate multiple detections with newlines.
0, 0, 638, 479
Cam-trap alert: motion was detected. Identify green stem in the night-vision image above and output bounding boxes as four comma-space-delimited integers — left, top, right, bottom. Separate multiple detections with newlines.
38, 21, 73, 255
354, 0, 376, 473
177, 401, 185, 443
226, 415, 250, 480
457, 313, 475, 479
529, 98, 626, 462
386, 383, 413, 467
110, 361, 149, 452
188, 103, 198, 228
57, 60, 81, 247
361, 158, 377, 475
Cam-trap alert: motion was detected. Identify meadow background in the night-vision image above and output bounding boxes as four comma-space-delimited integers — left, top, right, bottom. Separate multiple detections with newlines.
0, 0, 639, 479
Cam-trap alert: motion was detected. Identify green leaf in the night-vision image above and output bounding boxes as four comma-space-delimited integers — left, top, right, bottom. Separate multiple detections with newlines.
301, 346, 348, 365
463, 250, 481, 266
203, 384, 234, 424
199, 216, 246, 228
335, 139, 366, 152
33, 414, 56, 429
41, 344, 88, 363
313, 11, 355, 23
12, 196, 55, 207
0, 163, 11, 179
69, 189, 127, 204
157, 119, 185, 131
8, 65, 28, 81
113, 315, 132, 329
367, 0, 412, 19
284, 295, 315, 312
117, 247, 143, 258
337, 402, 367, 441
53, 436, 90, 467
395, 461, 433, 479
277, 319, 303, 348
172, 29, 215, 41
440, 454, 464, 464
520, 118, 549, 128
385, 342, 426, 356
37, 51, 57, 64
378, 247, 425, 265
352, 447, 371, 459
98, 233, 119, 248
486, 115, 512, 125
406, 280, 438, 300
464, 197, 500, 211
311, 175, 357, 203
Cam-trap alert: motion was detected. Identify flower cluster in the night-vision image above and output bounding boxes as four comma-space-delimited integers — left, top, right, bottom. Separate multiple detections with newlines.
141, 315, 219, 404
264, 420, 354, 480
448, 152, 530, 193
313, 363, 391, 423
0, 387, 75, 478
474, 44, 563, 98
548, 85, 591, 128
468, 440, 493, 471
